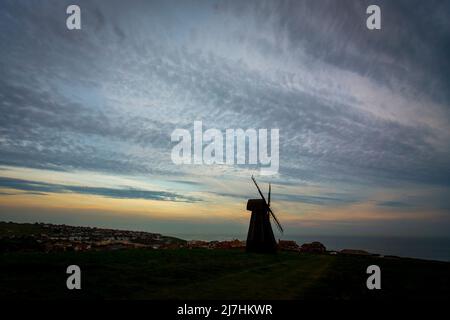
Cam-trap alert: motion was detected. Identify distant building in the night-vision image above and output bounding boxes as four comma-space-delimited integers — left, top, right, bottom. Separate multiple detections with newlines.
299, 241, 326, 253
278, 240, 300, 251
340, 249, 370, 256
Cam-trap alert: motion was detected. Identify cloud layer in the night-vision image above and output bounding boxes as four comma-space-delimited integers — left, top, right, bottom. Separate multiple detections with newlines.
0, 177, 201, 202
1, 0, 449, 235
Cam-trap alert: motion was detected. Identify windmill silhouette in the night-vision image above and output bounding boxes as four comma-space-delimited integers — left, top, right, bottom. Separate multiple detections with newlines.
246, 175, 284, 253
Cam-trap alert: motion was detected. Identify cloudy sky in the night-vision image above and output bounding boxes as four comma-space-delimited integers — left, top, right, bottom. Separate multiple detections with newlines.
1, 0, 449, 238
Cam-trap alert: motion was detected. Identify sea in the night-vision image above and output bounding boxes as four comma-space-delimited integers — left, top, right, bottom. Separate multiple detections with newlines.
169, 233, 450, 262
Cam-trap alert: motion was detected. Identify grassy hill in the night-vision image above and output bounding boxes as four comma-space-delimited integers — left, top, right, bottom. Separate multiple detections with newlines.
1, 248, 449, 300
0, 221, 49, 236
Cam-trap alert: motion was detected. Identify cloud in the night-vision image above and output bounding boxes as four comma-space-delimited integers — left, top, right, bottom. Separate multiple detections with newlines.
0, 177, 201, 203
276, 194, 360, 206
0, 0, 450, 235
376, 200, 412, 208
210, 189, 361, 207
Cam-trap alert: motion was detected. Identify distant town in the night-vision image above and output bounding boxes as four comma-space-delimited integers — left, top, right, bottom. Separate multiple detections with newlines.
0, 221, 186, 252
0, 221, 386, 258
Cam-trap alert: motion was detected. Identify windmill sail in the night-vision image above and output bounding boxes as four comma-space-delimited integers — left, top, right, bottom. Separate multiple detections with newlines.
251, 175, 267, 203
251, 176, 283, 233
268, 207, 283, 233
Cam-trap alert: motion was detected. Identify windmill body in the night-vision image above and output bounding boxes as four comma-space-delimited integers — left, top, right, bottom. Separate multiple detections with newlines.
245, 176, 283, 253
246, 199, 277, 253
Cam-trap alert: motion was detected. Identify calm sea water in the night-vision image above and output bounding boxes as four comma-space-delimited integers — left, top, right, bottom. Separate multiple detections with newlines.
169, 233, 450, 262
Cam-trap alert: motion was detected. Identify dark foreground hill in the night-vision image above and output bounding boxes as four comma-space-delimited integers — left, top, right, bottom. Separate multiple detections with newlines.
1, 248, 449, 300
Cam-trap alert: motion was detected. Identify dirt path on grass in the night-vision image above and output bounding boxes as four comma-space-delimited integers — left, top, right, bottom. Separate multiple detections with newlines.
144, 254, 334, 299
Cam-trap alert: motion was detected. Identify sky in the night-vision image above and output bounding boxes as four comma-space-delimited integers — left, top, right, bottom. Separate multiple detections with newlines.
1, 0, 450, 238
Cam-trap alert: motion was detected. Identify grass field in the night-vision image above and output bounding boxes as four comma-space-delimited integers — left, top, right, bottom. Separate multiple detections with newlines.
1, 248, 449, 300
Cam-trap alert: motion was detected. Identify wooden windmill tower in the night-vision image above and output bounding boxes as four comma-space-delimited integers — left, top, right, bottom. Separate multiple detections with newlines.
246, 175, 284, 253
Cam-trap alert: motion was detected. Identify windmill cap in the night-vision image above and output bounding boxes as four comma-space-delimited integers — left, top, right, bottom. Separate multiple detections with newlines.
246, 199, 267, 211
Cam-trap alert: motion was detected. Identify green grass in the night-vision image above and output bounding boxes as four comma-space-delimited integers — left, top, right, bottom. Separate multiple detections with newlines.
1, 248, 449, 300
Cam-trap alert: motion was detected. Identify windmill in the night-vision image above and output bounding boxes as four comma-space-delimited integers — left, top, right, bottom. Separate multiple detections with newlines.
246, 175, 284, 253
